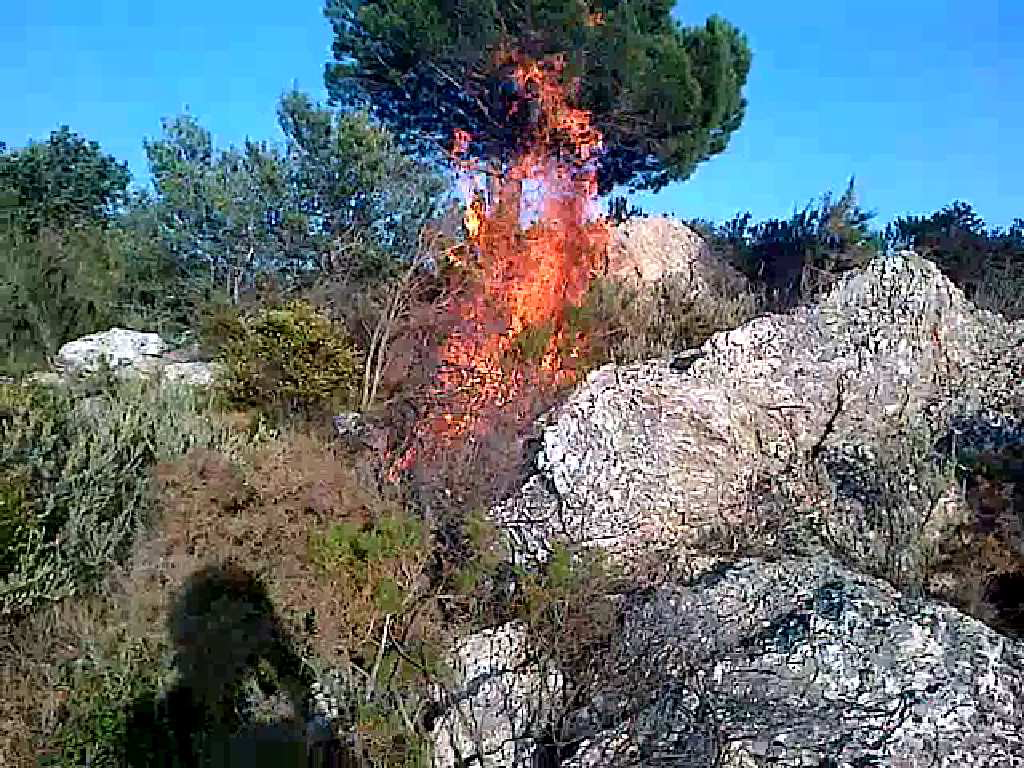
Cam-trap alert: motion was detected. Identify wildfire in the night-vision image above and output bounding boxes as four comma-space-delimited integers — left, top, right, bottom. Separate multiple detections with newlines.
399, 53, 609, 472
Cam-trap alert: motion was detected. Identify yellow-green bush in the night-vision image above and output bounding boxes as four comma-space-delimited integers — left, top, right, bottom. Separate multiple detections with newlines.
218, 299, 362, 418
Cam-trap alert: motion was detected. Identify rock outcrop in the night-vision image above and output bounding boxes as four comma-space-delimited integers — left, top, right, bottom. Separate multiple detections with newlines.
439, 250, 1024, 767
431, 622, 563, 768
565, 555, 1024, 767
48, 328, 220, 388
494, 251, 1024, 568
430, 554, 1024, 767
606, 216, 744, 294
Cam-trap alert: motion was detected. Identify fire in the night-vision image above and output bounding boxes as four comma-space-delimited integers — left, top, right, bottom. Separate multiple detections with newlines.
399, 53, 609, 472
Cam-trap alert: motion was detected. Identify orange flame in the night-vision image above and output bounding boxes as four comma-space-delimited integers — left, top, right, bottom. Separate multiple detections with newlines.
399, 54, 609, 473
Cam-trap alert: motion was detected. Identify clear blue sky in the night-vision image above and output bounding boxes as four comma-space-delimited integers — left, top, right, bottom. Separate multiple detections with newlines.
2, 1, 1021, 229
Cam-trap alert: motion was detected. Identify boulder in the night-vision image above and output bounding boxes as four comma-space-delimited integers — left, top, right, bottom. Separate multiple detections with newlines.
48, 329, 219, 389
55, 328, 167, 374
159, 361, 220, 388
562, 555, 1024, 767
606, 216, 744, 293
431, 622, 563, 768
494, 252, 1024, 568
434, 556, 1024, 767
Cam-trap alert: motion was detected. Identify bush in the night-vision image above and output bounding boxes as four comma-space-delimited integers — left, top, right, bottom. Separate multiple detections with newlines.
0, 376, 264, 618
697, 179, 881, 305
885, 203, 1024, 320
145, 432, 462, 766
0, 224, 190, 375
565, 272, 764, 370
216, 299, 363, 420
41, 636, 166, 768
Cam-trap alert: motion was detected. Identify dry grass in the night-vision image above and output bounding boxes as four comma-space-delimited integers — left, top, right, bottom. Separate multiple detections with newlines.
573, 271, 766, 370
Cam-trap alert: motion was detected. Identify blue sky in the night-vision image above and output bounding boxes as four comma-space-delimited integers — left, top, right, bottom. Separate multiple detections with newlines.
2, 1, 1021, 228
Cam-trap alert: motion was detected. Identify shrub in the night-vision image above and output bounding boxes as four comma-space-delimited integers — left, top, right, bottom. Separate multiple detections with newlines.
143, 428, 538, 766
697, 179, 881, 305
41, 636, 166, 768
0, 225, 189, 376
565, 272, 764, 370
217, 299, 362, 420
885, 203, 1024, 320
0, 376, 264, 618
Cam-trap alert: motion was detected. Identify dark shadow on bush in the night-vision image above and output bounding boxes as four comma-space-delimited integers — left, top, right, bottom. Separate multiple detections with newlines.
932, 417, 1024, 638
125, 563, 350, 767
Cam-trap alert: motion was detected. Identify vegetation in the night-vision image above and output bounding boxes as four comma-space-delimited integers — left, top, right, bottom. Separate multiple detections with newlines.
325, 0, 752, 195
885, 201, 1024, 319
215, 298, 363, 420
0, 223, 183, 375
0, 126, 130, 233
566, 270, 765, 370
0, 376, 267, 620
693, 178, 881, 305
4, 4, 1024, 767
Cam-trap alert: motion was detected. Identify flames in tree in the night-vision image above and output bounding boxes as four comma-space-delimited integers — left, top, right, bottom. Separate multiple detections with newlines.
399, 53, 610, 472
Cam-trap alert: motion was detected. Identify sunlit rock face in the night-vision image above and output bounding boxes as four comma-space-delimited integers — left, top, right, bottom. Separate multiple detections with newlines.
495, 251, 1024, 569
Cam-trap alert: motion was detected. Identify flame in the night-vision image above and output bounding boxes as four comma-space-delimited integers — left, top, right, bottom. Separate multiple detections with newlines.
398, 54, 609, 473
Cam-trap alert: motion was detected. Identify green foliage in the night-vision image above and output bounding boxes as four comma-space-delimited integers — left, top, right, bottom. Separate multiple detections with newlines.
145, 115, 291, 303
699, 178, 881, 303
0, 223, 185, 375
511, 322, 555, 364
0, 467, 32, 577
324, 0, 751, 194
144, 105, 446, 302
43, 639, 167, 768
884, 202, 1024, 319
310, 513, 427, 580
277, 91, 448, 281
0, 126, 131, 233
0, 377, 258, 617
510, 541, 621, 687
218, 299, 363, 418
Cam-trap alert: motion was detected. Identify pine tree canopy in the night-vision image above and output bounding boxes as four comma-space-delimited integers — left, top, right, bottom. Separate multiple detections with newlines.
324, 0, 752, 194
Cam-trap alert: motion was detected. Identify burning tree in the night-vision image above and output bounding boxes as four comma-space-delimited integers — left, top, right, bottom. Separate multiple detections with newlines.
386, 53, 612, 475
323, 1, 750, 476
324, 0, 751, 198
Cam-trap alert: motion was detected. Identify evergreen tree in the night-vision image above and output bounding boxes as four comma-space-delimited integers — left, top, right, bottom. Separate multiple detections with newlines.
0, 126, 131, 233
323, 0, 751, 195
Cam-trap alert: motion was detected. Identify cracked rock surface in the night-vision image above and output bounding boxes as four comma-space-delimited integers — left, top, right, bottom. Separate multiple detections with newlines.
494, 252, 1024, 568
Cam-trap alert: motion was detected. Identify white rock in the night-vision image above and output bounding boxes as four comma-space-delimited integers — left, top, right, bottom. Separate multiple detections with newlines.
56, 328, 167, 374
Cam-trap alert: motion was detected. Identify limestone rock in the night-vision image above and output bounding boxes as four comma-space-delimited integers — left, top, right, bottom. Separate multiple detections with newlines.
55, 328, 167, 374
158, 361, 220, 387
428, 556, 1024, 767
494, 252, 1024, 569
431, 622, 563, 768
48, 329, 218, 389
607, 216, 743, 292
562, 555, 1024, 767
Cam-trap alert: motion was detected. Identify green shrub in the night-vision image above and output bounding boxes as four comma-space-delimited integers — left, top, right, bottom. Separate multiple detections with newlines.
218, 299, 362, 419
696, 179, 881, 305
42, 637, 167, 768
0, 376, 265, 618
0, 225, 189, 376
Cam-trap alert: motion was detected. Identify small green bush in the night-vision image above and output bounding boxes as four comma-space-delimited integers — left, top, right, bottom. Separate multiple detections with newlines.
309, 513, 427, 584
42, 638, 167, 768
219, 299, 362, 419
